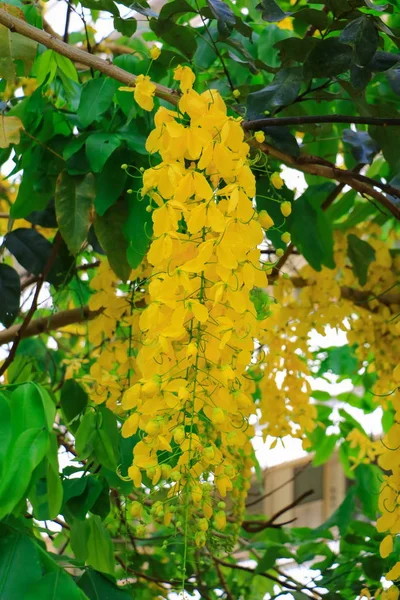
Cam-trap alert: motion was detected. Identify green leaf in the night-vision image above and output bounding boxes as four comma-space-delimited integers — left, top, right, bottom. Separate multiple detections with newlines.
150, 20, 197, 59
24, 570, 84, 600
0, 428, 49, 519
94, 148, 127, 216
290, 191, 335, 271
339, 16, 379, 66
256, 545, 293, 573
33, 49, 58, 86
0, 264, 20, 327
94, 200, 131, 281
75, 410, 97, 458
29, 433, 63, 520
247, 67, 303, 117
342, 129, 379, 164
78, 78, 118, 128
86, 133, 121, 173
61, 379, 89, 434
347, 234, 376, 286
256, 0, 292, 22
55, 172, 95, 255
93, 407, 119, 472
125, 191, 152, 269
54, 54, 79, 82
355, 464, 381, 519
86, 516, 115, 575
63, 476, 103, 520
4, 228, 52, 276
0, 530, 42, 599
78, 569, 132, 600
312, 435, 338, 466
113, 17, 137, 36
0, 22, 37, 82
207, 0, 236, 27
304, 38, 353, 78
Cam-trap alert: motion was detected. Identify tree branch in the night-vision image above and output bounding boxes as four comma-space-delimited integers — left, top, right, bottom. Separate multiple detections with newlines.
0, 8, 178, 105
243, 115, 400, 129
0, 305, 101, 346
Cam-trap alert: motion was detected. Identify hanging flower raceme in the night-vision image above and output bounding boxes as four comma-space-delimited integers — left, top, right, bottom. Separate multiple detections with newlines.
118, 66, 270, 546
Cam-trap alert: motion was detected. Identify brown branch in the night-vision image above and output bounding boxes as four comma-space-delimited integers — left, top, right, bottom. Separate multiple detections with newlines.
213, 558, 300, 594
214, 559, 235, 600
0, 305, 101, 346
0, 8, 178, 105
0, 233, 62, 376
241, 490, 313, 533
290, 277, 400, 307
243, 115, 400, 129
257, 139, 400, 219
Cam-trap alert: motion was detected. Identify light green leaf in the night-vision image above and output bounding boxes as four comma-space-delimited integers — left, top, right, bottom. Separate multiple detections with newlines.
55, 172, 95, 255
86, 516, 115, 575
0, 21, 37, 82
33, 49, 57, 86
55, 53, 79, 82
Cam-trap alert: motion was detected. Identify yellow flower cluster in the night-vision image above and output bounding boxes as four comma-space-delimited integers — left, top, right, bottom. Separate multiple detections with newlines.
117, 66, 270, 541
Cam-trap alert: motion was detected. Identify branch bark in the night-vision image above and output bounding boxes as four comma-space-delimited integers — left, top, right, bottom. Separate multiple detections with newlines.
0, 8, 178, 105
243, 115, 400, 129
0, 305, 101, 346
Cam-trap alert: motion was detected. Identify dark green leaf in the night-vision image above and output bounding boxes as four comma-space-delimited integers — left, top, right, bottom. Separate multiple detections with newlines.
78, 569, 132, 600
113, 17, 137, 36
387, 66, 400, 95
0, 264, 20, 327
158, 0, 196, 21
29, 433, 63, 520
80, 0, 118, 15
93, 407, 119, 472
25, 570, 84, 600
207, 0, 236, 27
247, 67, 303, 117
347, 233, 376, 286
342, 129, 379, 164
61, 379, 89, 434
256, 0, 292, 22
63, 476, 103, 520
94, 200, 131, 281
55, 172, 95, 255
98, 151, 133, 212
86, 133, 121, 173
290, 191, 335, 271
78, 78, 118, 128
0, 530, 42, 599
125, 190, 152, 269
339, 16, 379, 66
4, 228, 52, 276
150, 20, 197, 59
304, 38, 353, 78
86, 515, 115, 575
26, 198, 57, 228
367, 51, 399, 72
317, 345, 358, 377
355, 464, 381, 519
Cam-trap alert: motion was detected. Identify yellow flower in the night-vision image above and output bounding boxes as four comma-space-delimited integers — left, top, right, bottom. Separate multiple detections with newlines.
233, 89, 240, 98
150, 45, 161, 60
173, 64, 195, 91
271, 172, 284, 189
258, 210, 274, 230
281, 231, 291, 244
119, 74, 156, 111
254, 130, 265, 143
280, 201, 292, 217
